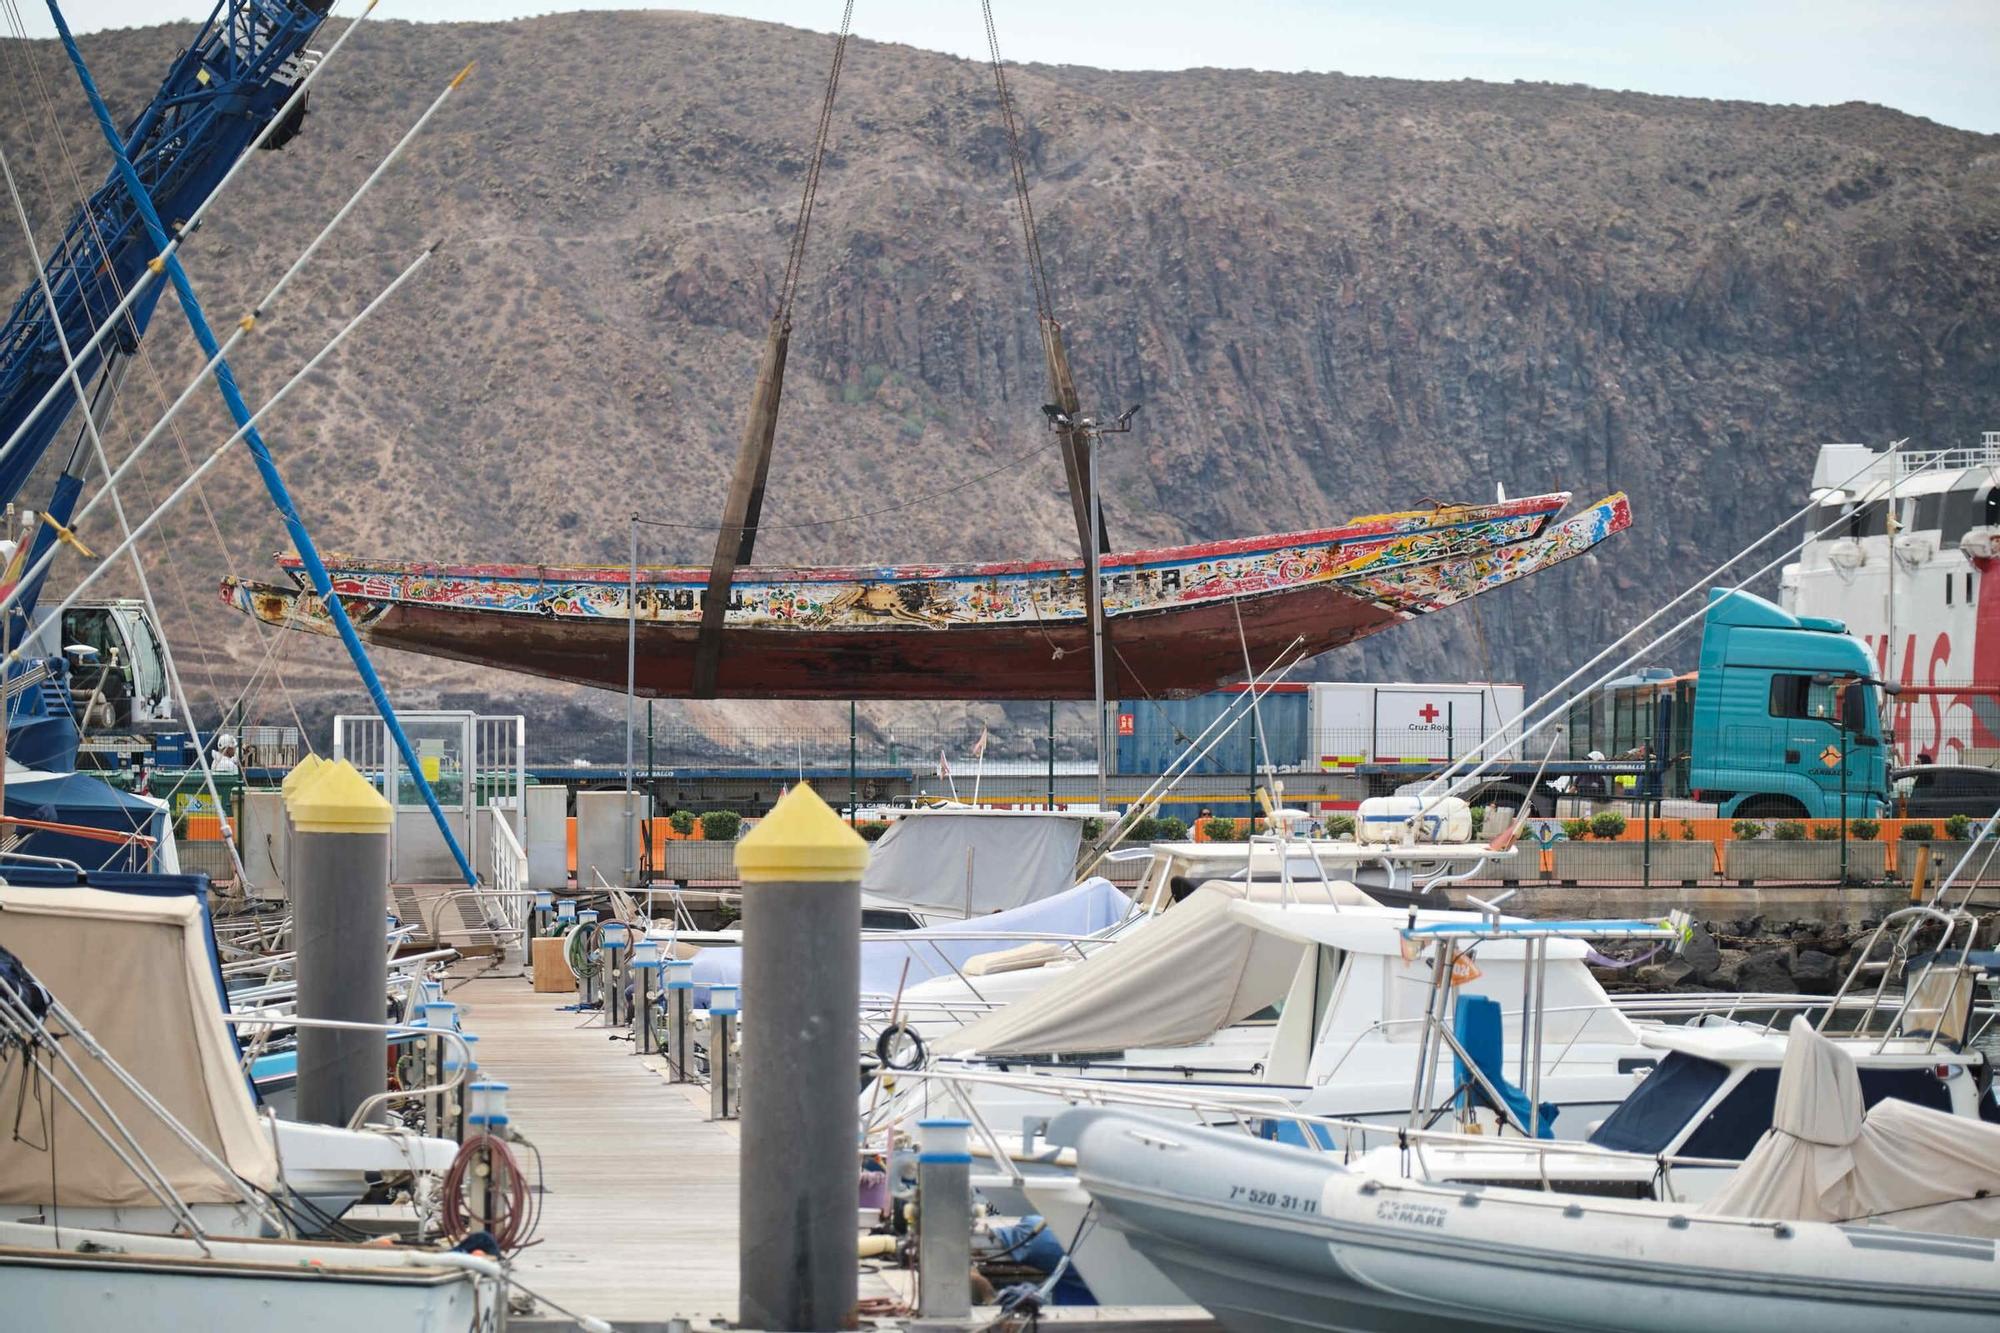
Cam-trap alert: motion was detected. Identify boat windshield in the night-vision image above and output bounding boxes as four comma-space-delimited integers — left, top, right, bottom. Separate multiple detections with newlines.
1587, 1051, 1730, 1154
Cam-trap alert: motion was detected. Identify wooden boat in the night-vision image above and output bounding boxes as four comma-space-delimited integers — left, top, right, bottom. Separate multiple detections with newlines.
221, 491, 1630, 700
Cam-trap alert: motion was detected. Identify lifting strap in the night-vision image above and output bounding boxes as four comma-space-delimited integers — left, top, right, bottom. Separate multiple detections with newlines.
983, 2, 1113, 700
693, 1, 855, 697
981, 1, 1106, 559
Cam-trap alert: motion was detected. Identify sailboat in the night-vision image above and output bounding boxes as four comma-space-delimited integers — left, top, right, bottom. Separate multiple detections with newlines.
222, 490, 1629, 700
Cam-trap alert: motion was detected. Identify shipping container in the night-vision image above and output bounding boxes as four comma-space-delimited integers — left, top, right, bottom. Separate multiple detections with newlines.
1113, 683, 1310, 777
1307, 682, 1528, 771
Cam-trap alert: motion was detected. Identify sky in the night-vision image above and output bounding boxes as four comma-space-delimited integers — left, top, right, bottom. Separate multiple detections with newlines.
9, 1, 1998, 134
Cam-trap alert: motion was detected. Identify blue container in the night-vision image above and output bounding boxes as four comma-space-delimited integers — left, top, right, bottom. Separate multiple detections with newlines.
1113, 685, 1310, 778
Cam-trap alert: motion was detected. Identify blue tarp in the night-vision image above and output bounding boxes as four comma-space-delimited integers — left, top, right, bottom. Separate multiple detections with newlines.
7, 771, 165, 872
689, 877, 1133, 1006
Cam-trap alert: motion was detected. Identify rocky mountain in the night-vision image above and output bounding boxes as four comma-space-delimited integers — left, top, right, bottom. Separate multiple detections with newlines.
3, 11, 1997, 755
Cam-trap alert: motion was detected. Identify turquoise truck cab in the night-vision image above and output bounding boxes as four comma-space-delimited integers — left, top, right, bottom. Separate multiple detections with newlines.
1688, 589, 1888, 819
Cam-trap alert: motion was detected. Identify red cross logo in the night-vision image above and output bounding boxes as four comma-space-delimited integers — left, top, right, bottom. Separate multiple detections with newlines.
1418, 703, 1441, 724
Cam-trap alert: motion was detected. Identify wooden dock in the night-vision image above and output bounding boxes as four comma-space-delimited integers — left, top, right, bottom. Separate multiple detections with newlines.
447, 968, 908, 1325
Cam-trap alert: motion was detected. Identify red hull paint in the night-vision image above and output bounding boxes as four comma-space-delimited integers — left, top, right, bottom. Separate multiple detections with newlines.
276, 579, 1401, 700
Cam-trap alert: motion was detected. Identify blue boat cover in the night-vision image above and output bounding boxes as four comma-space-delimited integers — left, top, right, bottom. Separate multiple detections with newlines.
690, 877, 1133, 1005
1454, 993, 1557, 1138
7, 770, 165, 872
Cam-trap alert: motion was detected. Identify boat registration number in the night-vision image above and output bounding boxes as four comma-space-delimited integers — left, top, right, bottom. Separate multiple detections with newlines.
1375, 1200, 1447, 1229
1227, 1185, 1318, 1214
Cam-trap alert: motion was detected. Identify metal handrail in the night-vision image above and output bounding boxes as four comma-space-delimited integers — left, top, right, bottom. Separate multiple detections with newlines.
896, 1065, 1745, 1179
221, 1013, 473, 1133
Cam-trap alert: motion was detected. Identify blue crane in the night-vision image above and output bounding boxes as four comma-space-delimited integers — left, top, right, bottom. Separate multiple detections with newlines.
0, 1, 332, 632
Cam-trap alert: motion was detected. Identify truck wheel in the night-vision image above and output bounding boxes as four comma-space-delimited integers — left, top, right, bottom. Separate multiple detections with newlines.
1735, 796, 1808, 820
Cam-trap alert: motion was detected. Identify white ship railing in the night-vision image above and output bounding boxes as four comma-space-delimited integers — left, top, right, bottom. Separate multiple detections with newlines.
1896, 437, 2000, 476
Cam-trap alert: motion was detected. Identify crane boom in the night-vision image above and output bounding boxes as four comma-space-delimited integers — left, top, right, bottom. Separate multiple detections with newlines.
0, 0, 332, 621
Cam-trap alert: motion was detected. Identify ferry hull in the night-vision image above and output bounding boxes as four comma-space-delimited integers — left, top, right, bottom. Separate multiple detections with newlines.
223, 492, 1629, 700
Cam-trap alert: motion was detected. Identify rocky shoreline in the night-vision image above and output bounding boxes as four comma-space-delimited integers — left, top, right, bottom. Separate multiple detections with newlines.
1595, 913, 2000, 994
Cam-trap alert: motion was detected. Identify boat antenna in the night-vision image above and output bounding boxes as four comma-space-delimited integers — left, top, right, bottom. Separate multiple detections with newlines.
693, 2, 855, 696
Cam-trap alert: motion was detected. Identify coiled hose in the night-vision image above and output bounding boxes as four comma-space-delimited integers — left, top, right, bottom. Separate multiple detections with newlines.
441, 1132, 531, 1254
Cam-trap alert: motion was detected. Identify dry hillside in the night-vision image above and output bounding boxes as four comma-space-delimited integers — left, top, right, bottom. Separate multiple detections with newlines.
1, 11, 1996, 754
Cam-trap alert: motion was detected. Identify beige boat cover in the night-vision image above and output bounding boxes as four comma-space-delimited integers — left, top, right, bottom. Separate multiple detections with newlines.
0, 887, 279, 1206
937, 882, 1351, 1057
1701, 1016, 2000, 1236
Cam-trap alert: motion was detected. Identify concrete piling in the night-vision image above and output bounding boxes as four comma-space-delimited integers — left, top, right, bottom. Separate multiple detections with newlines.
289, 759, 393, 1128
732, 782, 866, 1332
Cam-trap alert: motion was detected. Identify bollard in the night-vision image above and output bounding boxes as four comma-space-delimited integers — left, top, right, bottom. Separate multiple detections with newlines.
631, 939, 661, 1054
601, 919, 629, 1029
732, 783, 866, 1332
664, 959, 695, 1082
708, 983, 740, 1121
916, 1119, 973, 1321
290, 760, 393, 1128
575, 908, 601, 1008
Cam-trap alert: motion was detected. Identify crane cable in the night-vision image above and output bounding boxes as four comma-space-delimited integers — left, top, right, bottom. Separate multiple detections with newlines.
777, 0, 856, 329
982, 0, 1055, 324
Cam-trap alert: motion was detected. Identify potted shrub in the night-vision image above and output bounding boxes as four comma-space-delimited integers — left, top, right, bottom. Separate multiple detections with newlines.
663, 810, 744, 881
700, 810, 744, 842
1908, 814, 1988, 885
1156, 816, 1188, 842
667, 809, 698, 838
1322, 813, 1356, 840
1553, 807, 1705, 884
1121, 815, 1162, 845
1724, 814, 1867, 883
1200, 816, 1237, 843
857, 820, 892, 842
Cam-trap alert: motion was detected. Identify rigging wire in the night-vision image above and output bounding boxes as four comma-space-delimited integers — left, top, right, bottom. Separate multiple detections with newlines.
776, 0, 855, 328
633, 436, 1058, 533
981, 0, 1054, 323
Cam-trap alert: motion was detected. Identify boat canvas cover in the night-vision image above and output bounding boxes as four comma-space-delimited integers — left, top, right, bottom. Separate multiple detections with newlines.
692, 876, 1131, 1003
1701, 1016, 2000, 1236
938, 883, 1346, 1058
0, 887, 279, 1206
862, 811, 1086, 916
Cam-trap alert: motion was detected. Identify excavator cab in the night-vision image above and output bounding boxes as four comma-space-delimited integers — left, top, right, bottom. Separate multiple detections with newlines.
59, 601, 171, 732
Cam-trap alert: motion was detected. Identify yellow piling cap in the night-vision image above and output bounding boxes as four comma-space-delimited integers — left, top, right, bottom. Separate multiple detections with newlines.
288, 758, 392, 834
733, 782, 867, 884
281, 753, 325, 798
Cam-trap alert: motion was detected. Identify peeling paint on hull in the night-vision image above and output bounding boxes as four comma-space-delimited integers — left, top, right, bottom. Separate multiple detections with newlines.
221, 492, 1630, 700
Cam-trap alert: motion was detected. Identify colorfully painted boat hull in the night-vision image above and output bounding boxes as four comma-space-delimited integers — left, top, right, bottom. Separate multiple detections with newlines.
222, 492, 1629, 699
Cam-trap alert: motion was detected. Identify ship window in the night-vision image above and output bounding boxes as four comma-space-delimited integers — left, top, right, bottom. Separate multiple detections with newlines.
1989, 485, 2000, 527
1942, 489, 1983, 544
1847, 501, 1888, 539
1913, 493, 1944, 532
1947, 575, 1954, 607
